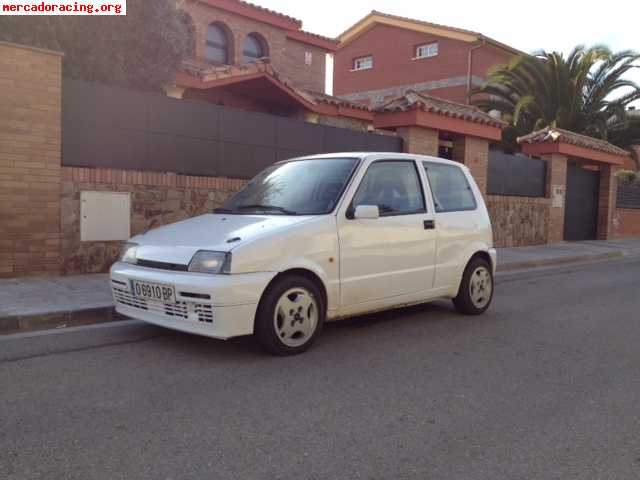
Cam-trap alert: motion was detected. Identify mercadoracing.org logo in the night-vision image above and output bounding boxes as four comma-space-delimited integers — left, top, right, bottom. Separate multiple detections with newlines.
1, 0, 126, 15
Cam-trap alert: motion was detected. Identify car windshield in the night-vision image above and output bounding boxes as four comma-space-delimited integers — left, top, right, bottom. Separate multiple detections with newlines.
219, 158, 358, 215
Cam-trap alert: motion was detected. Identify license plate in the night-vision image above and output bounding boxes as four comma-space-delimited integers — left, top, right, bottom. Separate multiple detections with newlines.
131, 280, 176, 303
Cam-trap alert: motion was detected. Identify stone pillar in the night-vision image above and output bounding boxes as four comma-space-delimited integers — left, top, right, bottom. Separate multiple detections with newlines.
396, 126, 439, 156
542, 153, 568, 244
0, 42, 63, 277
597, 165, 619, 240
452, 136, 489, 194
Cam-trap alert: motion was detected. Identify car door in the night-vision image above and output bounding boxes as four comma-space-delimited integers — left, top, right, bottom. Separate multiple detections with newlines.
421, 161, 480, 291
337, 159, 437, 307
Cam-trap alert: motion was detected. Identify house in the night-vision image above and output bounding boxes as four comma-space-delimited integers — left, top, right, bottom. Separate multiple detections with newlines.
333, 11, 521, 106
183, 0, 336, 92
164, 0, 374, 130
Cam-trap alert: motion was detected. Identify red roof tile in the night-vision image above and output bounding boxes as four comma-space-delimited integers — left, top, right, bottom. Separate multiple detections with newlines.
378, 90, 504, 127
518, 127, 630, 157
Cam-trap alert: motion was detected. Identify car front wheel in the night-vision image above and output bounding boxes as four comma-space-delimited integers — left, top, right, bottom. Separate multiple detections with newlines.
453, 257, 494, 315
254, 275, 325, 355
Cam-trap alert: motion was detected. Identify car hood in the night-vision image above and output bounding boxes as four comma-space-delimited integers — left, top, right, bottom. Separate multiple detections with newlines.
132, 213, 313, 265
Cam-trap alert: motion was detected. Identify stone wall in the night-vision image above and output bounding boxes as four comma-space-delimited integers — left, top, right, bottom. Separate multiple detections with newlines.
0, 42, 63, 278
486, 195, 550, 247
61, 167, 245, 274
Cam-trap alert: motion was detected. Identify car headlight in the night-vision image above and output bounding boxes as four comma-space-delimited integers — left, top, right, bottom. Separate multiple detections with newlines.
119, 242, 138, 264
188, 251, 231, 274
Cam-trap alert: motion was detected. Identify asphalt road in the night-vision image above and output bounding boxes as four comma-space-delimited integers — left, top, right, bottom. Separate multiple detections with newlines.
2, 258, 640, 480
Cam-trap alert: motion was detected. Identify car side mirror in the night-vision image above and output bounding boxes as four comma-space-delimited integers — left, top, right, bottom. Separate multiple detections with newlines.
354, 205, 380, 219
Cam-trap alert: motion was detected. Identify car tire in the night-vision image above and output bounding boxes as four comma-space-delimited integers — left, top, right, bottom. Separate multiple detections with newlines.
453, 257, 494, 315
254, 275, 325, 356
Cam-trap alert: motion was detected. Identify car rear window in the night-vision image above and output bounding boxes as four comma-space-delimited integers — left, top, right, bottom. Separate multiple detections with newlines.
422, 162, 477, 213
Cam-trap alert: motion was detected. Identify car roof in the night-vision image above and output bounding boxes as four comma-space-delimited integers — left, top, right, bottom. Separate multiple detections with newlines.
281, 152, 468, 169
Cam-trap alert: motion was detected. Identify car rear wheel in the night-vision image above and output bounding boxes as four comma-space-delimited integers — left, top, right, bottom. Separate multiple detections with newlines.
453, 257, 494, 315
254, 275, 325, 355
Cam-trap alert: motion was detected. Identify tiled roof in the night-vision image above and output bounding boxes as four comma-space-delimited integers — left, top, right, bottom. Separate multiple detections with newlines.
295, 29, 339, 45
378, 90, 504, 127
179, 59, 369, 114
217, 0, 301, 26
518, 127, 630, 157
303, 90, 371, 111
181, 58, 277, 82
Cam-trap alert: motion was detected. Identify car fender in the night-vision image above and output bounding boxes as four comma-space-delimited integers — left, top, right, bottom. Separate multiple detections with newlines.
230, 216, 340, 311
450, 240, 495, 295
268, 256, 338, 310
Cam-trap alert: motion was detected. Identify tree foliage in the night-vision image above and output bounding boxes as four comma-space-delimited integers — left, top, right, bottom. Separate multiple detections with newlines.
471, 45, 640, 160
0, 0, 195, 91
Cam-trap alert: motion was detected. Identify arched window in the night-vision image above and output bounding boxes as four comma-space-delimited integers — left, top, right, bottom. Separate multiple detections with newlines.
205, 23, 230, 64
243, 33, 267, 63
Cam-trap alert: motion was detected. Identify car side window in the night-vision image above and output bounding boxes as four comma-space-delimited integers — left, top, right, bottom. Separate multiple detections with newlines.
351, 161, 426, 216
422, 162, 477, 213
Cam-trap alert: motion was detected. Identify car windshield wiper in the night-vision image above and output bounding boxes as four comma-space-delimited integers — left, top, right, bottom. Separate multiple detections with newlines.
235, 204, 297, 215
213, 207, 234, 213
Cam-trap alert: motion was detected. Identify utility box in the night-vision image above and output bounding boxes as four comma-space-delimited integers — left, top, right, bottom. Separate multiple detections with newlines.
80, 191, 131, 242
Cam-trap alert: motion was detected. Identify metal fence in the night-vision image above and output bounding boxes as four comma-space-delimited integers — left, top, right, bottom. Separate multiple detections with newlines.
487, 151, 547, 197
62, 79, 402, 179
617, 183, 640, 209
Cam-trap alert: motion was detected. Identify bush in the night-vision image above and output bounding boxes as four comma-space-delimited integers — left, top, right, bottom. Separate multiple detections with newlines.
616, 170, 640, 185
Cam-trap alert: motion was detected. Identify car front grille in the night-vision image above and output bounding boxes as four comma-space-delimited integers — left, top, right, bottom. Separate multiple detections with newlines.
135, 259, 188, 272
112, 284, 213, 324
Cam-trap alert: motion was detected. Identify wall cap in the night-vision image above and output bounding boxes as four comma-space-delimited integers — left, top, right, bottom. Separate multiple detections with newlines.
0, 41, 64, 57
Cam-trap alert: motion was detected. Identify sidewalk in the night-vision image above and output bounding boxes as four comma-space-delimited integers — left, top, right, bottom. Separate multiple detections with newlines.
2, 238, 640, 335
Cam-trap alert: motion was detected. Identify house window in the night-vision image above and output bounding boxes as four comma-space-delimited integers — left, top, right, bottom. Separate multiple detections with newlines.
415, 42, 438, 59
304, 51, 313, 66
352, 55, 373, 71
243, 33, 268, 63
205, 23, 230, 64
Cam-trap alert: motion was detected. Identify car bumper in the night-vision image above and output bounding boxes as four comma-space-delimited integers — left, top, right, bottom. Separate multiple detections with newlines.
110, 262, 275, 340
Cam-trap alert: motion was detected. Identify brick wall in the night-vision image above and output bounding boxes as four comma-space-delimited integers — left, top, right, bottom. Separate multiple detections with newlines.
543, 153, 568, 243
612, 208, 640, 238
0, 42, 63, 278
334, 23, 513, 103
486, 196, 550, 247
281, 38, 326, 92
61, 167, 245, 274
452, 136, 489, 194
397, 126, 438, 156
184, 1, 325, 91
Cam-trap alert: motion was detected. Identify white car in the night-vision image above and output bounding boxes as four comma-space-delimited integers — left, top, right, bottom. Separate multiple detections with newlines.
111, 153, 496, 355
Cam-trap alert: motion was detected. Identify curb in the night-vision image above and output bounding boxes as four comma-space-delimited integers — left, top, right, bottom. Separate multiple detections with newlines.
1, 249, 637, 336
496, 251, 626, 273
0, 306, 125, 336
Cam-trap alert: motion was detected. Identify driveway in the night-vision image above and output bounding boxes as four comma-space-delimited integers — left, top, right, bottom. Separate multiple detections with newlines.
2, 257, 640, 479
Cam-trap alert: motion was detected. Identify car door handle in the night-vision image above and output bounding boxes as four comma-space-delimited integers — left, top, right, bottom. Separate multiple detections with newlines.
423, 219, 435, 230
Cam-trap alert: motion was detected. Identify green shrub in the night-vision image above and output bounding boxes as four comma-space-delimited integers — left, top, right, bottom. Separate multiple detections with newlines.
616, 170, 640, 185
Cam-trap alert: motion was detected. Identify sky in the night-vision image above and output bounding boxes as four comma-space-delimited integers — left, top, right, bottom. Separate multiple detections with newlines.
249, 0, 640, 101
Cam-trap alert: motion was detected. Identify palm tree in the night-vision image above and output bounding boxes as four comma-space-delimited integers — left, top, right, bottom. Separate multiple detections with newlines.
471, 45, 640, 161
